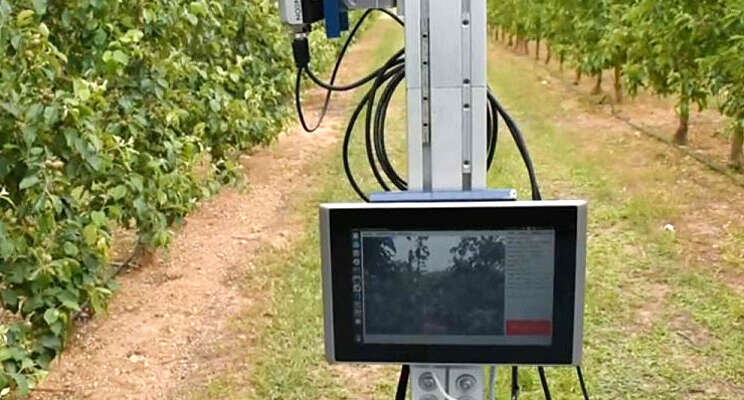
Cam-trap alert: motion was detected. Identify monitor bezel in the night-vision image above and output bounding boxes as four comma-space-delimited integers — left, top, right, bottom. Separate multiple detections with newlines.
320, 201, 587, 366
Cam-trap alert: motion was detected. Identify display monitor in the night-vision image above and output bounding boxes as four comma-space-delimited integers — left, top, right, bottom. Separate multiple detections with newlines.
320, 201, 587, 365
359, 229, 555, 347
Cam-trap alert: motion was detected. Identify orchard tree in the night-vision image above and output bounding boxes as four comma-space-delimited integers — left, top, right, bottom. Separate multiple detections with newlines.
624, 0, 725, 145
703, 3, 744, 168
510, 0, 530, 54
571, 0, 610, 93
487, 0, 515, 44
524, 0, 547, 60
599, 0, 636, 102
542, 0, 580, 71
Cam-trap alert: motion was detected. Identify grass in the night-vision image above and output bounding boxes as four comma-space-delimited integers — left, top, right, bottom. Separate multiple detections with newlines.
187, 19, 743, 400
484, 43, 743, 399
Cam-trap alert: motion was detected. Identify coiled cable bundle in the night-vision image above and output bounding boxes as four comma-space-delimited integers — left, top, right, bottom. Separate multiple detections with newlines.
290, 8, 591, 400
294, 10, 529, 201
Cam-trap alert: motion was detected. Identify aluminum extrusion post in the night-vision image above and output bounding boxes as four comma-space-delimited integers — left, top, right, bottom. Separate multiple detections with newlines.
404, 0, 488, 192
405, 1, 489, 399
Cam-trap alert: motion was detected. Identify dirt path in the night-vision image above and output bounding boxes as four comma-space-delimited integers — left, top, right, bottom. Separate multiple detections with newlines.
31, 31, 378, 400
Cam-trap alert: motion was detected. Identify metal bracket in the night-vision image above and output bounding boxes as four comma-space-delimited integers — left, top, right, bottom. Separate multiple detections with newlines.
369, 189, 517, 203
411, 365, 484, 400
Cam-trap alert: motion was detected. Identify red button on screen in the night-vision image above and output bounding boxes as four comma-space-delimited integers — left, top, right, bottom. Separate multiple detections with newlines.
506, 320, 553, 336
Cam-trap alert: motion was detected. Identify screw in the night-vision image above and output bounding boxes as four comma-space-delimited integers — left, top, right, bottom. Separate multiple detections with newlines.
419, 372, 437, 392
456, 374, 477, 392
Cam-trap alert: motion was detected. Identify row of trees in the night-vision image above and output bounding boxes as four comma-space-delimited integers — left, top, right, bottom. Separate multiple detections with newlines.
489, 0, 744, 168
0, 0, 343, 394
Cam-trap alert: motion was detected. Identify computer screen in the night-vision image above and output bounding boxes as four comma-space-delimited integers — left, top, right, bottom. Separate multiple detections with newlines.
351, 229, 555, 346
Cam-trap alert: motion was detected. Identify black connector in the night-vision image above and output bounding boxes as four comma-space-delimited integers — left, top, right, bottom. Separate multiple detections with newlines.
292, 36, 310, 69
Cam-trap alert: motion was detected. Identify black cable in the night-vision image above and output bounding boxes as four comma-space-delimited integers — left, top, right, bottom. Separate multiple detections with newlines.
345, 79, 506, 201
511, 366, 520, 400
538, 367, 552, 400
373, 66, 408, 190
295, 8, 380, 132
364, 61, 405, 191
379, 7, 405, 26
577, 366, 590, 400
367, 70, 500, 193
489, 93, 543, 200
305, 49, 405, 92
295, 68, 331, 133
395, 365, 410, 400
342, 60, 405, 202
363, 56, 407, 191
486, 91, 499, 168
293, 6, 537, 205
303, 11, 404, 93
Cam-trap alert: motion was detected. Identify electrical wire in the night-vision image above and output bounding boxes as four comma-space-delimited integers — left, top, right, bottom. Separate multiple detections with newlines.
302, 9, 404, 94
296, 8, 396, 132
538, 367, 552, 400
295, 68, 329, 132
430, 371, 459, 400
296, 12, 508, 200
341, 54, 405, 201
489, 93, 542, 200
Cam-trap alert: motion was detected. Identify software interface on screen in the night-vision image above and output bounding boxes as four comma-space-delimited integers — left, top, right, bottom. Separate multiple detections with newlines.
350, 229, 555, 346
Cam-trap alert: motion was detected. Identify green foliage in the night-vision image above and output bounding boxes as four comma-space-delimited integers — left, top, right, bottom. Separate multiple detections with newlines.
489, 0, 744, 160
0, 0, 345, 394
623, 0, 724, 108
703, 2, 744, 122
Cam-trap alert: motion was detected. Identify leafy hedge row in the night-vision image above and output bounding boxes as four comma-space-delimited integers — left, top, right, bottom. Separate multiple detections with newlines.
489, 0, 744, 168
0, 0, 341, 394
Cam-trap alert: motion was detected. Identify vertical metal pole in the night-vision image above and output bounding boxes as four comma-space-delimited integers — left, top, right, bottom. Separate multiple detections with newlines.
405, 0, 487, 192
403, 0, 489, 398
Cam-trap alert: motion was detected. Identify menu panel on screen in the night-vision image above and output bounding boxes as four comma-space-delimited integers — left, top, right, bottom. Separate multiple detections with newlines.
350, 229, 555, 347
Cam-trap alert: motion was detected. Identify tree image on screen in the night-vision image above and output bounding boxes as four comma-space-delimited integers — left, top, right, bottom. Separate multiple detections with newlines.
363, 233, 506, 337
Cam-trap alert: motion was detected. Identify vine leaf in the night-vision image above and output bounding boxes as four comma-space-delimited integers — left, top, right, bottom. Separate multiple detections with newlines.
18, 176, 39, 190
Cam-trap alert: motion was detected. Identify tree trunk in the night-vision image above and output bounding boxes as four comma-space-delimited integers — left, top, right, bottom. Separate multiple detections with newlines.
614, 65, 623, 103
545, 46, 552, 65
674, 98, 690, 145
731, 121, 744, 169
591, 71, 603, 95
574, 68, 582, 85
535, 37, 541, 60
523, 40, 529, 54
559, 53, 565, 72
507, 34, 513, 47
